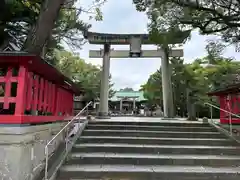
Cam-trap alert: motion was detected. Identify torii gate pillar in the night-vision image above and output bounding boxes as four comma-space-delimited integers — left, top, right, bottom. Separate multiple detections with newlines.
97, 44, 111, 119
161, 47, 174, 118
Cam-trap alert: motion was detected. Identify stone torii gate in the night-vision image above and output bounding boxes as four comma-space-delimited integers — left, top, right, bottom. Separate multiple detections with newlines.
84, 31, 189, 119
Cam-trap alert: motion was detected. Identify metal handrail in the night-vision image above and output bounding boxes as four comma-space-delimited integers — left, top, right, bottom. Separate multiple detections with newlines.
44, 101, 92, 180
204, 102, 240, 136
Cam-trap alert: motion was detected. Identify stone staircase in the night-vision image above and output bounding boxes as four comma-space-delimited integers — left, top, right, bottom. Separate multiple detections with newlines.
57, 120, 240, 180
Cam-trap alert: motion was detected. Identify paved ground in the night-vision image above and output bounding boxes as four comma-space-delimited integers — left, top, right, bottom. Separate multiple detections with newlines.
93, 117, 204, 123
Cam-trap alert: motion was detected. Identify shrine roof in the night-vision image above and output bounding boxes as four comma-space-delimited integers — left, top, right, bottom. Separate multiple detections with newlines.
0, 52, 83, 95
208, 83, 240, 96
110, 91, 146, 102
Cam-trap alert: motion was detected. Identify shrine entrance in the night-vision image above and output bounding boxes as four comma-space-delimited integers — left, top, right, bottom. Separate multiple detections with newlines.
84, 31, 189, 118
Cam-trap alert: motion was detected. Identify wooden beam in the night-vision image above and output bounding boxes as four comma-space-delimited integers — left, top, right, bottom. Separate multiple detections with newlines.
89, 49, 183, 58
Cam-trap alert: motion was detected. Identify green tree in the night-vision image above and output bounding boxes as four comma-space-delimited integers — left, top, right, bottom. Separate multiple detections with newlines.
133, 0, 240, 44
53, 50, 115, 101
140, 69, 163, 108
0, 0, 39, 47
141, 54, 240, 119
1, 0, 106, 56
23, 0, 106, 55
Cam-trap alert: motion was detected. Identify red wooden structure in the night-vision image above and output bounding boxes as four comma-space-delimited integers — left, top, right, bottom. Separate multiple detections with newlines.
0, 52, 82, 124
208, 84, 240, 124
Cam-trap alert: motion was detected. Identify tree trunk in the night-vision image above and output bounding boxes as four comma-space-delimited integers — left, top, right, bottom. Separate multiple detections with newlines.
23, 0, 65, 56
186, 88, 197, 121
0, 0, 7, 46
41, 41, 48, 58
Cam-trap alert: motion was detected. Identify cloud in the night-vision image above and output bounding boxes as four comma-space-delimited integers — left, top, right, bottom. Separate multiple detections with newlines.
183, 31, 240, 62
110, 58, 160, 90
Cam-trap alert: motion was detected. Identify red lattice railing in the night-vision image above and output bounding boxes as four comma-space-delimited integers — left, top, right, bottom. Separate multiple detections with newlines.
0, 65, 74, 124
219, 95, 240, 124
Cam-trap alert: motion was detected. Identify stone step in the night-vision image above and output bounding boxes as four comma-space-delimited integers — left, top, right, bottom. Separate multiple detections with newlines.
58, 165, 240, 180
66, 152, 240, 167
86, 124, 217, 132
88, 121, 210, 127
77, 136, 236, 146
72, 143, 240, 155
82, 129, 225, 138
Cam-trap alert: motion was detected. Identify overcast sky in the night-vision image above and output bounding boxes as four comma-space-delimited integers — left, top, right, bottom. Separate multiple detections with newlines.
76, 0, 240, 90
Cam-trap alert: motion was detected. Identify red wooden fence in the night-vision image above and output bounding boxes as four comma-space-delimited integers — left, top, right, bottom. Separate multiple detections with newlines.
208, 84, 240, 124
0, 53, 81, 124
219, 94, 240, 124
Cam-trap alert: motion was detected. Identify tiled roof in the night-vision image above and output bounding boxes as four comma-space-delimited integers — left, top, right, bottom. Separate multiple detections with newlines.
110, 91, 146, 102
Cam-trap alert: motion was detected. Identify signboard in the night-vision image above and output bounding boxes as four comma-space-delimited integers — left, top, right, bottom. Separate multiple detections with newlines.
84, 31, 151, 45
130, 36, 142, 57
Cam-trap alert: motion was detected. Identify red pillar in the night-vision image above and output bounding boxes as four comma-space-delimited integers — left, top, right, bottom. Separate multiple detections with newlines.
15, 66, 28, 117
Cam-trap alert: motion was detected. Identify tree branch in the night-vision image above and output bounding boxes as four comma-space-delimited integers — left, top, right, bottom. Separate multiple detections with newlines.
173, 0, 240, 28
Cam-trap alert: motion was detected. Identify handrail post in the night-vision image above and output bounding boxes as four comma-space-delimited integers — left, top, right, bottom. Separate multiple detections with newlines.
44, 101, 92, 180
229, 113, 233, 136
205, 102, 238, 137
66, 128, 68, 151
210, 105, 213, 123
45, 146, 49, 180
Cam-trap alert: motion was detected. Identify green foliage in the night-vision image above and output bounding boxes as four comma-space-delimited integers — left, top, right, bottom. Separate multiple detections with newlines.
140, 69, 162, 107
133, 0, 240, 44
53, 50, 114, 101
0, 0, 39, 46
141, 42, 240, 118
52, 8, 90, 50
1, 0, 106, 52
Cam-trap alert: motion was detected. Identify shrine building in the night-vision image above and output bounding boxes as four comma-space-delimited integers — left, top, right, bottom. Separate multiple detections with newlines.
208, 83, 240, 124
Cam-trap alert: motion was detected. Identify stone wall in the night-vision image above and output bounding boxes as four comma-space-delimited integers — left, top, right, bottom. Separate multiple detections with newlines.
0, 122, 67, 180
